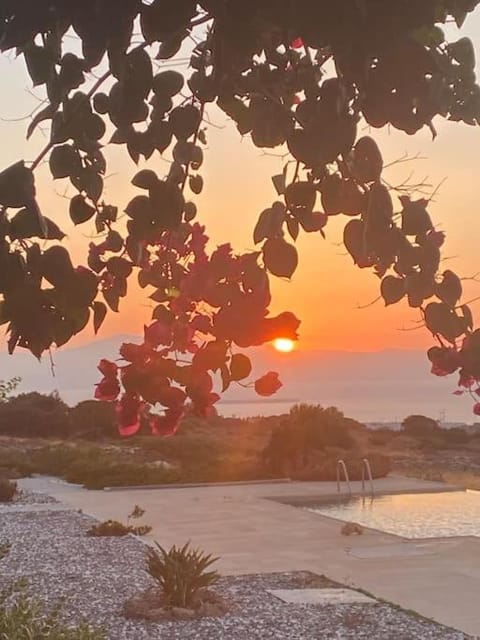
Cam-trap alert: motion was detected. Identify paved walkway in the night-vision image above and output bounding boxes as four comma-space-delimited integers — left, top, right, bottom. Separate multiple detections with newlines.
19, 475, 480, 637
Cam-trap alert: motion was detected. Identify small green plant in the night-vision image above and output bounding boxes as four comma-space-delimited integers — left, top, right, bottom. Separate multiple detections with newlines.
87, 506, 152, 537
0, 478, 17, 502
0, 582, 104, 639
0, 541, 11, 560
146, 542, 220, 608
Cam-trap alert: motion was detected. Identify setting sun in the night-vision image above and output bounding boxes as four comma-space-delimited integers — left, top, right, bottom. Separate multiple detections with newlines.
273, 338, 295, 353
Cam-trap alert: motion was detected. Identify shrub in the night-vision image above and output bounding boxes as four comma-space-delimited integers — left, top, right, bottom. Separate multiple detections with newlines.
87, 506, 152, 537
442, 427, 469, 446
262, 404, 355, 475
87, 520, 152, 537
147, 542, 220, 608
0, 478, 17, 502
69, 401, 117, 439
402, 415, 440, 439
0, 392, 70, 438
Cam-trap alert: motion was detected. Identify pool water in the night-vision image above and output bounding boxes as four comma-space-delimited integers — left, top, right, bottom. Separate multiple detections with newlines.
305, 490, 480, 539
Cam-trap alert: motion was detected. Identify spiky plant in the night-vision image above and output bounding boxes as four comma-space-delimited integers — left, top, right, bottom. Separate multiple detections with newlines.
146, 542, 220, 608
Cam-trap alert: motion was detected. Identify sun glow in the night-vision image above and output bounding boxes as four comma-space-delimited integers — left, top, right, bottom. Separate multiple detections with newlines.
273, 338, 295, 353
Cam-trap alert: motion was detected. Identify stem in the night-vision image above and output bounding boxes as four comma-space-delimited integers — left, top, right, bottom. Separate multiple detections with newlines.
180, 101, 206, 194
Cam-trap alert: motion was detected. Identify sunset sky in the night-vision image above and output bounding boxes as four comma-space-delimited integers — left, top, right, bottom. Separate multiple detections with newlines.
1, 12, 480, 358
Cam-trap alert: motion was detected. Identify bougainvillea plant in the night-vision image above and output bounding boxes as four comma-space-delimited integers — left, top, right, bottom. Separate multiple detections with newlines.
1, 1, 480, 435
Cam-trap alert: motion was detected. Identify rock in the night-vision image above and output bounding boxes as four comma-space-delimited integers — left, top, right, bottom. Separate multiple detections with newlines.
341, 521, 364, 536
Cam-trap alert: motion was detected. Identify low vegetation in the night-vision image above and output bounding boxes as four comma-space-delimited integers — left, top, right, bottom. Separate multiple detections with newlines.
87, 505, 152, 537
146, 542, 220, 609
0, 545, 104, 639
0, 478, 17, 502
2, 390, 478, 490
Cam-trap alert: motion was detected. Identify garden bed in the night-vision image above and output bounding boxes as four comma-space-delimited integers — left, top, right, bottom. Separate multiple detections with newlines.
0, 493, 470, 639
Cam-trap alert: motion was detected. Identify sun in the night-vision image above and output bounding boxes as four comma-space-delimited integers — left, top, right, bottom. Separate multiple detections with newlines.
273, 338, 295, 353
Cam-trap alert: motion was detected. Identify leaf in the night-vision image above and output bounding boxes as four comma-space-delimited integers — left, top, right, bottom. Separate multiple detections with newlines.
254, 371, 282, 396
23, 43, 53, 86
156, 34, 185, 60
381, 276, 405, 306
169, 105, 201, 140
0, 161, 35, 208
8, 206, 55, 240
253, 204, 285, 244
83, 170, 103, 202
92, 301, 107, 334
343, 219, 370, 267
272, 173, 286, 196
49, 144, 81, 179
263, 237, 298, 278
41, 246, 75, 286
104, 288, 120, 312
70, 195, 96, 225
44, 218, 66, 240
184, 201, 197, 222
401, 198, 433, 236
153, 70, 184, 97
461, 304, 474, 330
132, 169, 159, 190
285, 181, 316, 211
449, 37, 475, 68
351, 136, 383, 183
59, 52, 85, 91
189, 174, 203, 195
286, 216, 299, 241
230, 353, 252, 381
424, 302, 463, 343
435, 270, 462, 308
93, 92, 110, 114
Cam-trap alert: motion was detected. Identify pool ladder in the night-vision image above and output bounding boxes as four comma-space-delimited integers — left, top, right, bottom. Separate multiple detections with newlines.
336, 458, 375, 497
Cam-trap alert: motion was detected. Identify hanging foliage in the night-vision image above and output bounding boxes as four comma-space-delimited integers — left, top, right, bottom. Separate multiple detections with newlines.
1, 0, 480, 432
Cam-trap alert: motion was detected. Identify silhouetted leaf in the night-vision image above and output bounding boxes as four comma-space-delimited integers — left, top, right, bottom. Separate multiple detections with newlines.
92, 301, 108, 334
70, 195, 96, 225
263, 237, 298, 278
230, 353, 252, 381
0, 161, 35, 208
189, 174, 203, 194
381, 276, 405, 306
49, 144, 81, 179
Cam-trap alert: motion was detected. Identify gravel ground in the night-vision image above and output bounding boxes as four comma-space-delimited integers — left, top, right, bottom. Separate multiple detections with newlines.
13, 488, 60, 505
0, 499, 471, 640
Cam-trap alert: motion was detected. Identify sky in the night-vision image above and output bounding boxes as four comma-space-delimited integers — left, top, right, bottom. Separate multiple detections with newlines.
1, 12, 480, 420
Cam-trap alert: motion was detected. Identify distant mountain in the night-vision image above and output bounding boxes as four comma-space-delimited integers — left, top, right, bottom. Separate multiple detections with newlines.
0, 336, 468, 423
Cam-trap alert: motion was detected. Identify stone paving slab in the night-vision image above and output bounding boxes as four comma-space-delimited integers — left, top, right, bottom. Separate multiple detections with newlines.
268, 588, 376, 605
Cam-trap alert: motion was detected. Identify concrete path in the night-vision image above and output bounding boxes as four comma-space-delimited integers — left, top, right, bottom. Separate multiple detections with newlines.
19, 474, 480, 637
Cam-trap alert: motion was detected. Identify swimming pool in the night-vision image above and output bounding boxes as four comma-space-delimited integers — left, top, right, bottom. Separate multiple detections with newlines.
304, 490, 480, 539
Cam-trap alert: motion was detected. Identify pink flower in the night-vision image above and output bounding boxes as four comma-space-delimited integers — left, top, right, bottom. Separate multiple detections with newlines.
144, 319, 173, 347
97, 359, 117, 377
149, 408, 184, 436
94, 377, 120, 401
116, 394, 143, 436
290, 37, 304, 49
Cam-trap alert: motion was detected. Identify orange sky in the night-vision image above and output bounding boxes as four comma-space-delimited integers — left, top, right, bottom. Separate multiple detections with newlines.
1, 15, 480, 355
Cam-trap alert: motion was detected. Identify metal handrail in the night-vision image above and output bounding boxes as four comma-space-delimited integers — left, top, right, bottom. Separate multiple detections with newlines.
336, 459, 351, 494
361, 457, 374, 496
